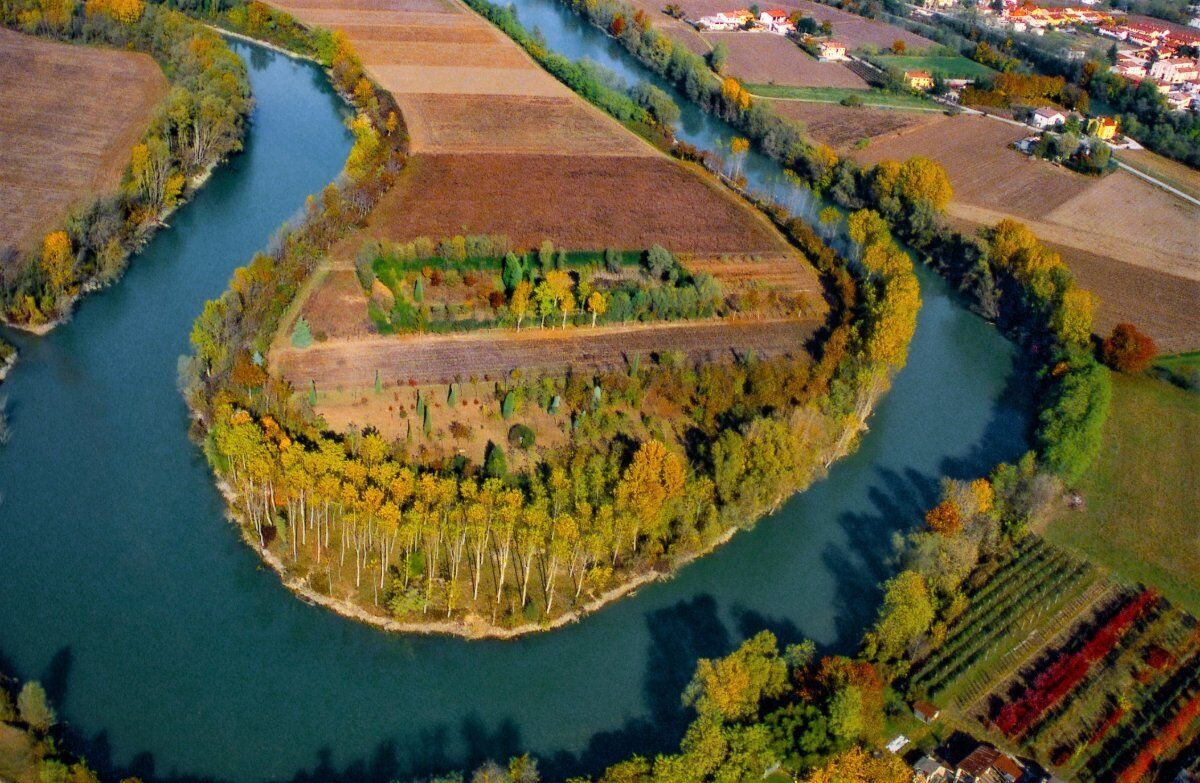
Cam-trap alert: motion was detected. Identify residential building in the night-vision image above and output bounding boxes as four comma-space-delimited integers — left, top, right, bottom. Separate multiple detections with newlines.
758, 8, 794, 33
818, 39, 848, 60
905, 70, 935, 90
1030, 106, 1066, 129
1088, 116, 1118, 139
1150, 56, 1199, 84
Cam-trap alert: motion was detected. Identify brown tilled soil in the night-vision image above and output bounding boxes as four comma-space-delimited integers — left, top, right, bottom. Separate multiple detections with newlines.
862, 115, 1200, 350
0, 28, 167, 258
274, 316, 818, 389
399, 93, 653, 155
1053, 244, 1200, 353
703, 31, 867, 88
766, 99, 940, 149
361, 153, 792, 252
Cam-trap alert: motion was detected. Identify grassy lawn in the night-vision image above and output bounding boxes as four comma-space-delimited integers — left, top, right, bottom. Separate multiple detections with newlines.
873, 54, 996, 80
1155, 351, 1200, 389
1044, 372, 1200, 615
744, 83, 940, 110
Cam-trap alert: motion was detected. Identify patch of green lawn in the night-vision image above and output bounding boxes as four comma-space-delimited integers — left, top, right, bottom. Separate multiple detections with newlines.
1044, 373, 1200, 615
744, 83, 940, 110
1153, 351, 1200, 391
873, 54, 997, 80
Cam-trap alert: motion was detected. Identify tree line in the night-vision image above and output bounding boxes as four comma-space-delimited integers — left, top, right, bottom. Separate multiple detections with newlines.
1, 0, 252, 327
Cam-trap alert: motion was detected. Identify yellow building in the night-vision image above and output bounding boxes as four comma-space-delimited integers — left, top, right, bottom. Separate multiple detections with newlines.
1088, 116, 1119, 140
904, 70, 934, 90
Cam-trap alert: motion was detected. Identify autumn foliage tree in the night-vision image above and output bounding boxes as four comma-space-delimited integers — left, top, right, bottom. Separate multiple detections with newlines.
1100, 322, 1156, 373
925, 499, 963, 536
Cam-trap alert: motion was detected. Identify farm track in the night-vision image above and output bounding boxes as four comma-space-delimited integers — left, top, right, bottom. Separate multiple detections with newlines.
273, 316, 818, 388
0, 28, 168, 258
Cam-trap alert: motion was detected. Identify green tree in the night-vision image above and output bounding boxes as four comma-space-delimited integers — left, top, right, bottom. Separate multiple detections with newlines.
17, 682, 55, 733
484, 441, 508, 479
502, 251, 524, 292
501, 390, 516, 420
867, 570, 934, 660
708, 41, 728, 73
290, 317, 313, 348
683, 631, 788, 722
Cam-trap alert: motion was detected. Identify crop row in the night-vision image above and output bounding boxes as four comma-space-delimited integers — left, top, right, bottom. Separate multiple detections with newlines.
912, 546, 1084, 693
1085, 652, 1200, 782
910, 540, 1055, 685
923, 561, 1091, 700
995, 589, 1159, 738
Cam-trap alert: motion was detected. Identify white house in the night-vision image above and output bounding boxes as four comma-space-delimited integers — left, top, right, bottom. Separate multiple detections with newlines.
757, 8, 794, 34
1030, 106, 1066, 129
695, 11, 747, 30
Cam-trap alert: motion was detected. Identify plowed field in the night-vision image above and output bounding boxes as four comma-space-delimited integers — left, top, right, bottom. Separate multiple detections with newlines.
0, 28, 167, 258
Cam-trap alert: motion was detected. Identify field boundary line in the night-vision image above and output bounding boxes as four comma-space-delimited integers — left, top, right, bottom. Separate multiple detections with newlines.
1115, 160, 1200, 209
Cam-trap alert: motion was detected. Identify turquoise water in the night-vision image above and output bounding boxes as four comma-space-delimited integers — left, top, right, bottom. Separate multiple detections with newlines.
0, 32, 1030, 783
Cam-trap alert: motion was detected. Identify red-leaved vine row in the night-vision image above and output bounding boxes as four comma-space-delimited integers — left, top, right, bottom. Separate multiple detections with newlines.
995, 590, 1159, 736
1116, 690, 1200, 783
1088, 705, 1126, 747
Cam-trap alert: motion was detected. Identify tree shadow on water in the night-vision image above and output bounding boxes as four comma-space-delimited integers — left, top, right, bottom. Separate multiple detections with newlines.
541, 594, 732, 780
822, 466, 940, 652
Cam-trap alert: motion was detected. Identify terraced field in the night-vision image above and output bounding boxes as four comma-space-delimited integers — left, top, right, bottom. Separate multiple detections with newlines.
0, 27, 167, 259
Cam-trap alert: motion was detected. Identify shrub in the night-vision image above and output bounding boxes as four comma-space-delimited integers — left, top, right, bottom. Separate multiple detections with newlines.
1100, 322, 1156, 373
16, 682, 55, 733
508, 424, 536, 449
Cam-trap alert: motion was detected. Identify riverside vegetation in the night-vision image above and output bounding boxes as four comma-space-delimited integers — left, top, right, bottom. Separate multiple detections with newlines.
180, 1, 923, 632
0, 0, 251, 330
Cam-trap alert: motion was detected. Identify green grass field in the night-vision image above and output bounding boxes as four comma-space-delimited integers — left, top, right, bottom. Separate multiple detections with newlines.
873, 54, 996, 80
1045, 373, 1200, 615
1153, 351, 1200, 390
744, 83, 940, 110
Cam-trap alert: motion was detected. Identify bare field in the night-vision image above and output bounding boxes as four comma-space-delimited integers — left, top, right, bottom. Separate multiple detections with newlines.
766, 99, 938, 149
399, 93, 652, 155
273, 317, 817, 389
703, 31, 867, 88
857, 115, 1200, 348
367, 153, 792, 252
0, 28, 167, 257
1117, 148, 1200, 203
687, 253, 824, 297
1052, 243, 1200, 353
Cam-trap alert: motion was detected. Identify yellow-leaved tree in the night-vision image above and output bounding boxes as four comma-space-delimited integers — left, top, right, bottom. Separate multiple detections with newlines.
41, 231, 74, 294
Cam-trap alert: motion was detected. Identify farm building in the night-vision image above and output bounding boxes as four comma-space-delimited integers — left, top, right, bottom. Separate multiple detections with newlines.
913, 700, 941, 723
1030, 107, 1066, 129
818, 39, 848, 60
695, 10, 751, 29
905, 69, 934, 90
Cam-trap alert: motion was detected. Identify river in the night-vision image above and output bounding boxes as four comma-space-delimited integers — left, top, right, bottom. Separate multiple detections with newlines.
0, 23, 1029, 783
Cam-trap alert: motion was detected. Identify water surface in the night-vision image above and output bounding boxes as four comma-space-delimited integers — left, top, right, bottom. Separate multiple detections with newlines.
0, 32, 1030, 783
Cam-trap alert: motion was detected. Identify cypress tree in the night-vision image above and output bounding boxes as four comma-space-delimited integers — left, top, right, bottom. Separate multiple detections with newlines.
501, 390, 516, 420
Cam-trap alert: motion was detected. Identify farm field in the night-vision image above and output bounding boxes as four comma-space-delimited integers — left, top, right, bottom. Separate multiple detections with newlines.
872, 54, 996, 80
850, 114, 1200, 351
750, 83, 938, 109
350, 152, 792, 252
764, 98, 941, 148
0, 27, 167, 259
906, 537, 1200, 780
703, 31, 867, 87
1045, 373, 1200, 616
265, 0, 794, 255
1118, 147, 1200, 203
272, 316, 818, 389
